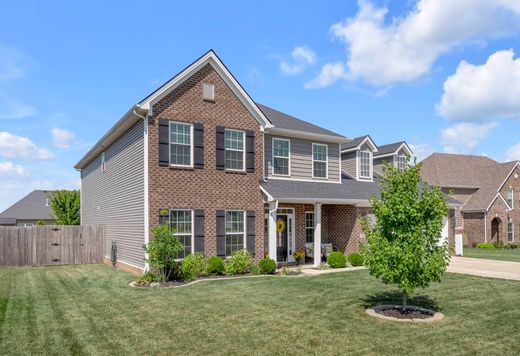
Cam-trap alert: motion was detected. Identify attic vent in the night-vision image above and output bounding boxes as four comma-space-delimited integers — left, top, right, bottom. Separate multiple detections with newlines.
202, 83, 215, 101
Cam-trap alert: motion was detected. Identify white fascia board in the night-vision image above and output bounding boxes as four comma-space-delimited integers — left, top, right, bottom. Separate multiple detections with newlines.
266, 127, 348, 144
374, 142, 413, 159
340, 136, 378, 153
496, 161, 520, 193
277, 197, 371, 206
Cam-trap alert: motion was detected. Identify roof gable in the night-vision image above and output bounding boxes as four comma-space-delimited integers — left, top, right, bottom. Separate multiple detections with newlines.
341, 135, 378, 152
373, 141, 412, 157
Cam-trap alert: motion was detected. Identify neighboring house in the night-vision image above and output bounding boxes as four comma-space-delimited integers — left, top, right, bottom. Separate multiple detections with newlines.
0, 190, 55, 226
421, 153, 520, 247
75, 50, 412, 273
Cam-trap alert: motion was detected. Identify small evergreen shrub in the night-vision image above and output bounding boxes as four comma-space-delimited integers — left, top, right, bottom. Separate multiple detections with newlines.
135, 271, 157, 286
476, 242, 495, 249
493, 241, 505, 249
225, 250, 252, 275
251, 265, 261, 275
327, 251, 347, 268
206, 256, 225, 275
258, 258, 277, 274
181, 253, 206, 281
347, 252, 364, 266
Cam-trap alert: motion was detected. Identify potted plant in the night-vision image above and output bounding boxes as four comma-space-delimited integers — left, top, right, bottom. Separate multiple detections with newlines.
293, 250, 305, 265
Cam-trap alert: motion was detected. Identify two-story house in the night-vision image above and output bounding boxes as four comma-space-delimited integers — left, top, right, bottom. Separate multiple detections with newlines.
75, 50, 412, 273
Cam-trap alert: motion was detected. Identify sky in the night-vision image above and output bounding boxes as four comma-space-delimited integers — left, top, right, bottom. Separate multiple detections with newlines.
1, 0, 520, 211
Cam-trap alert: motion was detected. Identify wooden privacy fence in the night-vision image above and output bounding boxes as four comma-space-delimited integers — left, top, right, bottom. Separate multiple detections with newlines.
0, 225, 105, 267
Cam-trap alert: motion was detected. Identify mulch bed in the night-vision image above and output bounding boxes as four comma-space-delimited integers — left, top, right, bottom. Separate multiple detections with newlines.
374, 305, 434, 320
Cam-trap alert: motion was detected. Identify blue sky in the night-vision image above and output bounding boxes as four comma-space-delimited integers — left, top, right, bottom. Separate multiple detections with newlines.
1, 0, 520, 211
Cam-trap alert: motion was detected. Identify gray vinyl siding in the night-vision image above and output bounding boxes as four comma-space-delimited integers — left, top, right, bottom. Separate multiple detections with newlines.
81, 121, 145, 268
341, 151, 357, 178
264, 134, 340, 182
374, 157, 391, 175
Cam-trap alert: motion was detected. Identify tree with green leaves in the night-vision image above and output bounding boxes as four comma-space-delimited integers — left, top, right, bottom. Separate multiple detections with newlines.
50, 190, 81, 225
361, 159, 450, 310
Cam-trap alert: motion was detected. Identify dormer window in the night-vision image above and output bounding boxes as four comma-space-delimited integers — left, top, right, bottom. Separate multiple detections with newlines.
359, 150, 372, 179
396, 155, 406, 172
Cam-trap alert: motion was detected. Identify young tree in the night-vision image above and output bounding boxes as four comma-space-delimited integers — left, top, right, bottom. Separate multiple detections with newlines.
361, 160, 450, 310
50, 190, 81, 225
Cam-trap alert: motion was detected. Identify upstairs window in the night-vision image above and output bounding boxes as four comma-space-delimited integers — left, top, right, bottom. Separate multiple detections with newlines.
507, 188, 514, 208
396, 155, 406, 172
273, 138, 290, 176
312, 143, 328, 178
359, 150, 371, 179
224, 129, 245, 171
170, 122, 193, 167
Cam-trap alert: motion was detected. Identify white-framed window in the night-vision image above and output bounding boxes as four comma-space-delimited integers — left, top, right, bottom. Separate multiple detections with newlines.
225, 210, 245, 257
507, 188, 514, 208
396, 155, 406, 172
169, 209, 193, 259
17, 223, 34, 227
272, 138, 290, 176
202, 83, 215, 101
359, 150, 371, 179
312, 143, 328, 178
224, 129, 245, 171
508, 222, 514, 242
305, 211, 315, 243
169, 122, 193, 167
101, 152, 106, 172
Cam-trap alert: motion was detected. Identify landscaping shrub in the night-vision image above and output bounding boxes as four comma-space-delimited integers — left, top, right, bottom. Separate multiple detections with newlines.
327, 251, 347, 268
347, 252, 364, 266
476, 242, 495, 249
225, 250, 252, 275
251, 265, 261, 275
206, 256, 225, 275
258, 258, 277, 274
181, 253, 206, 281
135, 271, 157, 286
493, 241, 505, 249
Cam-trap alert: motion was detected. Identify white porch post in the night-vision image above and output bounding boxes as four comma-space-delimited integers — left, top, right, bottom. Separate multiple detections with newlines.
268, 201, 278, 262
313, 203, 322, 267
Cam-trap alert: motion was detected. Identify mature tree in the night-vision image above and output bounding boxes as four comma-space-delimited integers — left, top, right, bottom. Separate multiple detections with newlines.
50, 190, 81, 225
361, 160, 450, 310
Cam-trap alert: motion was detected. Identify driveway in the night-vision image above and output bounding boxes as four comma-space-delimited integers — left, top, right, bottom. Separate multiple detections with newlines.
448, 256, 520, 281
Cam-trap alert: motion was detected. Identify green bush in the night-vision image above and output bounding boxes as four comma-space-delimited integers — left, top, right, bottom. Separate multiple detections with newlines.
493, 241, 505, 249
135, 271, 157, 286
327, 251, 347, 268
476, 242, 495, 249
181, 253, 206, 281
251, 265, 261, 275
143, 222, 184, 282
258, 258, 277, 274
347, 252, 364, 266
206, 256, 225, 275
225, 250, 252, 275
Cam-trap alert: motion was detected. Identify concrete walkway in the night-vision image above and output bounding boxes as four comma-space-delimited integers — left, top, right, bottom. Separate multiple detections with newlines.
448, 256, 520, 281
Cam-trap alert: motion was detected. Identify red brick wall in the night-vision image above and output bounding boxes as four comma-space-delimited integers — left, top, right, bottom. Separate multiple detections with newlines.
148, 63, 265, 258
461, 212, 485, 247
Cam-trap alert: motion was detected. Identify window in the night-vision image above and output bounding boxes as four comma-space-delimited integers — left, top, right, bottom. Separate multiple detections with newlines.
169, 122, 193, 167
312, 143, 328, 178
273, 138, 290, 176
225, 210, 245, 257
507, 188, 514, 208
359, 150, 371, 179
17, 223, 33, 227
101, 152, 106, 172
169, 209, 193, 259
305, 212, 315, 243
202, 83, 215, 101
224, 129, 245, 171
396, 155, 406, 172
508, 222, 514, 242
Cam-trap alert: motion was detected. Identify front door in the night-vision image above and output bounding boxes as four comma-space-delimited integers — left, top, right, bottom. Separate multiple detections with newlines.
275, 210, 295, 262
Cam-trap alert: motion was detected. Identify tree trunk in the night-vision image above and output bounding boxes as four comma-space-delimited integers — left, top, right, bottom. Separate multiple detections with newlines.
402, 291, 408, 312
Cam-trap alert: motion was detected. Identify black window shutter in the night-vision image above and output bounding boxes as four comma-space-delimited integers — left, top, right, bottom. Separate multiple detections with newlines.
246, 131, 255, 173
193, 123, 204, 169
246, 210, 255, 257
158, 119, 170, 166
159, 209, 169, 225
194, 209, 205, 253
216, 126, 225, 170
216, 210, 226, 257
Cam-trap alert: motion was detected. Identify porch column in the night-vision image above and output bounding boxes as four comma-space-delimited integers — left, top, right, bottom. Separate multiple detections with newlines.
313, 203, 322, 267
268, 201, 278, 261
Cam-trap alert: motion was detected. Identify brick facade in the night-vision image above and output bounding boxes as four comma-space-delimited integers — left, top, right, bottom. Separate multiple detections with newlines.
147, 63, 265, 259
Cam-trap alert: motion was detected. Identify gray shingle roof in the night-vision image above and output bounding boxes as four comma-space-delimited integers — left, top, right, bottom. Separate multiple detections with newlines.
256, 103, 345, 138
374, 141, 406, 156
0, 190, 54, 220
341, 135, 369, 151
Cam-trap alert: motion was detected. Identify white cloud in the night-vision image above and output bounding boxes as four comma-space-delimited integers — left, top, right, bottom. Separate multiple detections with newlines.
0, 131, 54, 160
505, 142, 520, 162
304, 63, 346, 89
409, 143, 434, 162
0, 161, 27, 177
280, 46, 316, 75
437, 50, 520, 121
51, 128, 75, 149
441, 122, 497, 154
311, 0, 520, 88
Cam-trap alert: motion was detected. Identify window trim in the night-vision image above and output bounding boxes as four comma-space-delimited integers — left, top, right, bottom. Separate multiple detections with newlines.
305, 211, 315, 243
395, 155, 406, 172
508, 221, 514, 242
272, 137, 291, 177
224, 128, 246, 172
507, 187, 514, 209
169, 121, 194, 168
358, 150, 372, 180
312, 143, 328, 179
225, 209, 247, 258
169, 208, 194, 260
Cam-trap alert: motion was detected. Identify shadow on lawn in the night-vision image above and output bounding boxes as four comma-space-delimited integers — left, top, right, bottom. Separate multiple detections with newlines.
361, 291, 441, 311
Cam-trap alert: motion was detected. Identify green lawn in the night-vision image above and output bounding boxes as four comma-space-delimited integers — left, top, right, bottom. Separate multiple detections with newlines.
463, 247, 520, 262
1, 265, 520, 355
